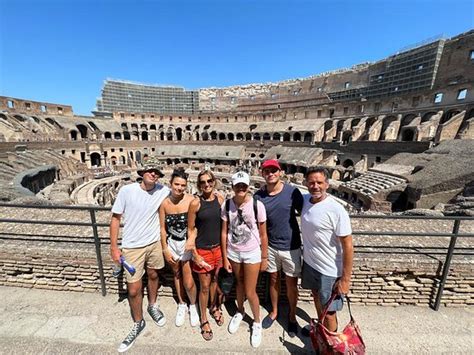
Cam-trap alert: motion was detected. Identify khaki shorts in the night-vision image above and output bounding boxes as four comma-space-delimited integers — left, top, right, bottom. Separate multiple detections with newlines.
122, 241, 165, 283
266, 245, 302, 277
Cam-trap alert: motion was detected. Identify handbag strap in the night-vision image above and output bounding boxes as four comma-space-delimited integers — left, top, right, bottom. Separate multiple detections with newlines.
320, 293, 355, 322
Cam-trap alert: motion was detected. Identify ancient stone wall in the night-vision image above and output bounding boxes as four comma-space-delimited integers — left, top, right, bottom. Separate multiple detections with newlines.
0, 248, 471, 307
0, 96, 73, 116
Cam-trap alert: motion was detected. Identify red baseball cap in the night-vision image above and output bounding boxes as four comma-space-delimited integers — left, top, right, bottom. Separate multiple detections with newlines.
261, 159, 281, 170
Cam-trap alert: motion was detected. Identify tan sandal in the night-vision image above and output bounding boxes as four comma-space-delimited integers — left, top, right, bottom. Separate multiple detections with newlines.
200, 321, 213, 341
210, 307, 224, 326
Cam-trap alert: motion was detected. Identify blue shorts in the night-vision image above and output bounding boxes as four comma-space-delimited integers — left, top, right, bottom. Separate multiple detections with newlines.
301, 262, 344, 312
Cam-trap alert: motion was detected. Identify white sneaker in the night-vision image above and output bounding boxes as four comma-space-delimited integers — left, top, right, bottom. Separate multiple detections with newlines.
251, 322, 262, 348
228, 312, 243, 334
189, 304, 199, 327
175, 303, 187, 327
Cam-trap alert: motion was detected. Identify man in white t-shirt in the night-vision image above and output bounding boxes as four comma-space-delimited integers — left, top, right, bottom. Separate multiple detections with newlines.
110, 160, 170, 352
301, 166, 354, 333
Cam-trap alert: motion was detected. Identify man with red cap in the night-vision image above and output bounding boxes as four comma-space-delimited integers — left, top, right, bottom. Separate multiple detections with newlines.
255, 159, 303, 337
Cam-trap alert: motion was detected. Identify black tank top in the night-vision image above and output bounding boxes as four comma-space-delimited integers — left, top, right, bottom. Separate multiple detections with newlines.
195, 196, 221, 249
165, 212, 187, 241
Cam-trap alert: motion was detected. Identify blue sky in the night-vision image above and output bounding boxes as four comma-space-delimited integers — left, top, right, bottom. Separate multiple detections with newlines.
0, 0, 473, 115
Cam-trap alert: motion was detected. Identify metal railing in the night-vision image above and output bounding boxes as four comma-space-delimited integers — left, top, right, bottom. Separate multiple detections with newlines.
0, 203, 472, 310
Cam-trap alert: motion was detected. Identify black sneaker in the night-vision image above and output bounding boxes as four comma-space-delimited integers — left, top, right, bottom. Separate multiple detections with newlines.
288, 321, 298, 337
148, 304, 166, 326
117, 319, 146, 353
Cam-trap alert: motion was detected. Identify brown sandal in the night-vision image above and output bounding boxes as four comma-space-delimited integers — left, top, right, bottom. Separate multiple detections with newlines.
210, 307, 224, 326
200, 321, 213, 341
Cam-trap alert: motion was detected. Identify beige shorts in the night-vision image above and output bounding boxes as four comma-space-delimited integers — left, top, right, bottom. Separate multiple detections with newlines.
122, 241, 165, 283
266, 245, 302, 277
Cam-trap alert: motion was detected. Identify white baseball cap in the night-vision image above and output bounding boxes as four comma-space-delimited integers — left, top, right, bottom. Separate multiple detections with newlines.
232, 171, 250, 186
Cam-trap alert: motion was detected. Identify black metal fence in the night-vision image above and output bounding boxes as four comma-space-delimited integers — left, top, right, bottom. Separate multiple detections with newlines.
0, 203, 472, 311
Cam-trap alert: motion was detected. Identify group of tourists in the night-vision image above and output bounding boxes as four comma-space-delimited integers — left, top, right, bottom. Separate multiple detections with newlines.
109, 159, 354, 352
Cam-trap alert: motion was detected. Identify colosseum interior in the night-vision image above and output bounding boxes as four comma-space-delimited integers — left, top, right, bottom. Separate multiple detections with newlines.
0, 30, 472, 307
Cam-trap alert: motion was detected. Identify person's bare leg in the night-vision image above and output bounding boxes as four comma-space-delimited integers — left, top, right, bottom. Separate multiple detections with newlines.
128, 280, 143, 321
285, 275, 299, 322
230, 261, 245, 314
243, 263, 261, 323
198, 273, 212, 333
171, 262, 185, 304
182, 261, 197, 305
268, 272, 279, 320
312, 290, 337, 331
146, 268, 159, 305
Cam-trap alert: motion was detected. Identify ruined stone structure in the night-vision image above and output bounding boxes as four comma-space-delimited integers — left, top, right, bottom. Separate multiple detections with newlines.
0, 30, 473, 210
0, 31, 473, 306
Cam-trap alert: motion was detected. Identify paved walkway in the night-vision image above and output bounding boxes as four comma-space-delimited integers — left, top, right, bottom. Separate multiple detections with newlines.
0, 287, 472, 354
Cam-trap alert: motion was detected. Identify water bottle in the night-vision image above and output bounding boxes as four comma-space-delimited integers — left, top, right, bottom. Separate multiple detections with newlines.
120, 256, 136, 275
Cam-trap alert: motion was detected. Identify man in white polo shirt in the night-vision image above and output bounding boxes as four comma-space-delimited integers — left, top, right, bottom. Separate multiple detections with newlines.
301, 166, 354, 333
110, 159, 170, 352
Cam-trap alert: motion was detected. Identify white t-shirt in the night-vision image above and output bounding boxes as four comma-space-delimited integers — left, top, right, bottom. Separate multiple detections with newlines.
111, 182, 170, 248
301, 194, 352, 277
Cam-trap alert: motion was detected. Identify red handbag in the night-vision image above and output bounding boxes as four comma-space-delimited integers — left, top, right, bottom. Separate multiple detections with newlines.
310, 294, 366, 354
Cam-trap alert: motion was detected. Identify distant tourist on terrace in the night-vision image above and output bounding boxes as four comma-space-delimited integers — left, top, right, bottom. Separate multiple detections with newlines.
301, 166, 354, 333
254, 159, 303, 336
109, 159, 170, 352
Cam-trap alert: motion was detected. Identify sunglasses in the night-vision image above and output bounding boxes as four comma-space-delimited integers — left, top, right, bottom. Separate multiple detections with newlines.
199, 178, 214, 185
262, 167, 279, 174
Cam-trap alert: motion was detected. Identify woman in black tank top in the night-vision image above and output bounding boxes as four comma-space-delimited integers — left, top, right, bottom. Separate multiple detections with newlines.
188, 170, 225, 341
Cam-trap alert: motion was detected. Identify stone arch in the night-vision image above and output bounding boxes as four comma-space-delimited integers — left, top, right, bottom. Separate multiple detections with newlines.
303, 132, 313, 143
176, 127, 183, 141
76, 124, 88, 139
90, 152, 101, 167
141, 131, 149, 140
132, 131, 139, 140
140, 123, 148, 130
104, 131, 112, 140
253, 133, 261, 141
114, 132, 122, 140
166, 129, 174, 141
123, 131, 131, 140
111, 156, 117, 165
245, 133, 252, 141
70, 130, 78, 140
342, 159, 354, 168
218, 133, 226, 140
400, 128, 416, 141
14, 114, 26, 122
88, 121, 99, 131
160, 131, 165, 140
135, 151, 142, 163
421, 112, 437, 122
228, 133, 234, 141
31, 116, 40, 124
263, 133, 271, 140
131, 123, 138, 131
150, 124, 157, 130
283, 132, 291, 141
272, 132, 281, 141
293, 132, 302, 142
381, 116, 399, 140
121, 123, 128, 130
401, 114, 417, 127
45, 117, 63, 129
236, 133, 244, 141
342, 131, 352, 145
202, 132, 209, 141
210, 131, 217, 140
440, 110, 461, 124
